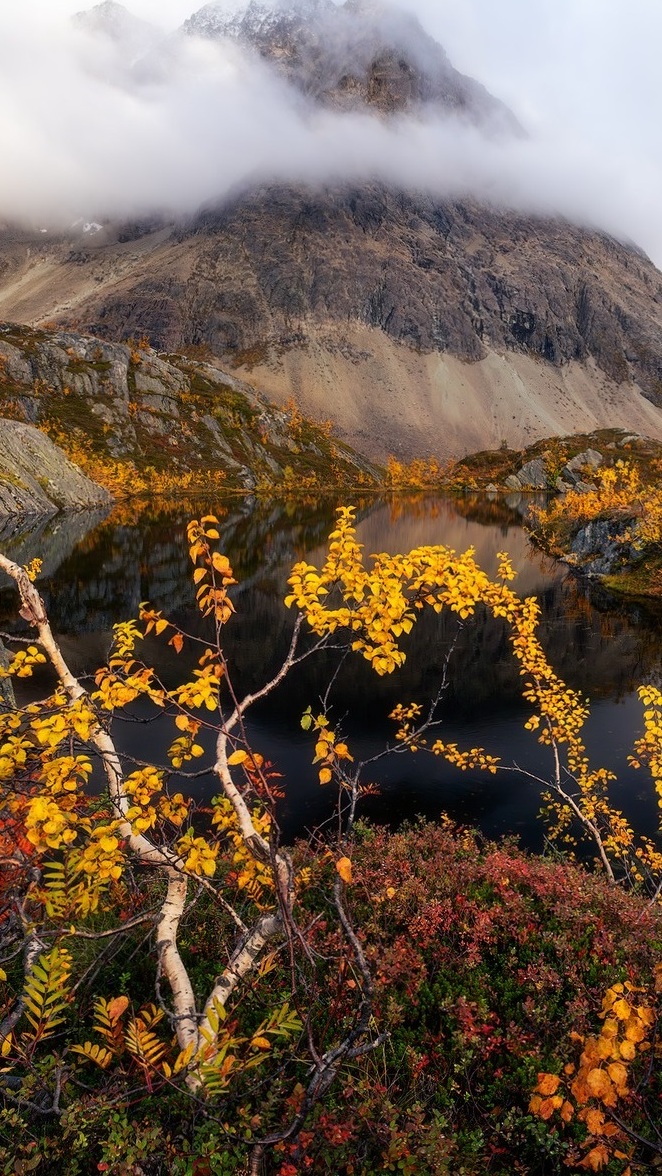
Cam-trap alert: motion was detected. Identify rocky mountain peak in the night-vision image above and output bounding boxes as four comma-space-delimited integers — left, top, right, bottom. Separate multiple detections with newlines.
183, 0, 519, 128
73, 1, 149, 39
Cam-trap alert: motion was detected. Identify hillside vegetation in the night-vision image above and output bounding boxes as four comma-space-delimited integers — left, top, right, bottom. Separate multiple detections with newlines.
0, 324, 380, 498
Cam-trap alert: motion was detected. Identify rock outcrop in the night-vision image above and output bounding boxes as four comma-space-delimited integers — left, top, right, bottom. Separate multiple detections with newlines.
0, 323, 380, 490
0, 420, 111, 516
184, 0, 520, 131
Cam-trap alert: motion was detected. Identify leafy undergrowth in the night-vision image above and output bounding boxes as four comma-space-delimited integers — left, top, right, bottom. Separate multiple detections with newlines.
529, 459, 662, 596
2, 820, 660, 1175
450, 430, 662, 493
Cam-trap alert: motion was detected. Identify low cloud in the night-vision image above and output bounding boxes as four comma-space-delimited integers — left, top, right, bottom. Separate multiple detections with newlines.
1, 0, 661, 269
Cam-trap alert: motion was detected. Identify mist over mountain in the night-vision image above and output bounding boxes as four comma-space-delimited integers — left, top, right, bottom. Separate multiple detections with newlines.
0, 0, 659, 268
2, 0, 662, 461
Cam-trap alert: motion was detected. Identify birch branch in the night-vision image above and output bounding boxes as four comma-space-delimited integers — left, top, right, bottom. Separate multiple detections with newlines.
0, 554, 198, 1051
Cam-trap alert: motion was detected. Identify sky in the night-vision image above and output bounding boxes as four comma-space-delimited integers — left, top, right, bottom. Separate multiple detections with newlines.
1, 0, 661, 269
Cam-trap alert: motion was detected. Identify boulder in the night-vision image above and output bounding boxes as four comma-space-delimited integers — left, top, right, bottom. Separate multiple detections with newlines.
0, 420, 111, 516
562, 448, 603, 485
569, 517, 637, 575
516, 457, 548, 489
504, 474, 522, 491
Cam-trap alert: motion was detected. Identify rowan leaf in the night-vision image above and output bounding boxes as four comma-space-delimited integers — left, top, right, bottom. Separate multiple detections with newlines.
107, 996, 129, 1023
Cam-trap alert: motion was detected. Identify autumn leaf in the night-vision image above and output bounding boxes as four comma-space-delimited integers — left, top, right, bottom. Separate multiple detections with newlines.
107, 995, 129, 1023
536, 1073, 561, 1097
586, 1068, 614, 1103
584, 1107, 605, 1135
336, 857, 352, 884
606, 1062, 628, 1092
169, 633, 184, 654
227, 750, 249, 766
579, 1143, 610, 1171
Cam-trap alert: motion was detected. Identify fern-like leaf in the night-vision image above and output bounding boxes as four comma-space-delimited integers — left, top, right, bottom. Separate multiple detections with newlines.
91, 995, 128, 1055
70, 1041, 114, 1068
21, 946, 72, 1040
125, 1006, 167, 1070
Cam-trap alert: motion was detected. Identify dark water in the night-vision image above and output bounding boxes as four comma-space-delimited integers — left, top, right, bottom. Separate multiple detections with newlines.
1, 493, 662, 851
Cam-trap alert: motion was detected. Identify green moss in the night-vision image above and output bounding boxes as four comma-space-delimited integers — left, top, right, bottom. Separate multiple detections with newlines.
0, 467, 27, 490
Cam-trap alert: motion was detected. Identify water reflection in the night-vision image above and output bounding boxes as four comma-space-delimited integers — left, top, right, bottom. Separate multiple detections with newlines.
0, 493, 661, 848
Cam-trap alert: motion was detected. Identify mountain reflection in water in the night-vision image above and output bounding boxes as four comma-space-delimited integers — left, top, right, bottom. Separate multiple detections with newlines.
1, 493, 661, 851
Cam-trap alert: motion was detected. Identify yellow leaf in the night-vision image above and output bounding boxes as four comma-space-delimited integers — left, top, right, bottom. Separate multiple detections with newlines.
251, 1036, 271, 1050
227, 749, 248, 766
193, 568, 206, 584
336, 857, 352, 884
607, 1062, 628, 1092
319, 767, 332, 785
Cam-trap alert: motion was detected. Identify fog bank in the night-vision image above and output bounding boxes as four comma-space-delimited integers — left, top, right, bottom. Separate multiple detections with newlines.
2, 0, 661, 269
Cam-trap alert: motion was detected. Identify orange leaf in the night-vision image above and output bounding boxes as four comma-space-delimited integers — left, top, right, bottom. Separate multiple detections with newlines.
585, 1107, 605, 1135
169, 633, 184, 654
107, 995, 129, 1023
579, 1144, 609, 1172
586, 1069, 612, 1100
606, 1062, 628, 1092
538, 1098, 556, 1120
536, 1073, 561, 1097
336, 857, 352, 884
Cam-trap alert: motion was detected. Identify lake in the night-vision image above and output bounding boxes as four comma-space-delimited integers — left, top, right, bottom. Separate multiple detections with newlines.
1, 492, 661, 851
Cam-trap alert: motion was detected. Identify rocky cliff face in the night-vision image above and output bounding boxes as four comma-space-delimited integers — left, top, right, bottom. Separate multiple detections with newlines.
0, 420, 111, 516
0, 324, 380, 489
1, 1, 662, 460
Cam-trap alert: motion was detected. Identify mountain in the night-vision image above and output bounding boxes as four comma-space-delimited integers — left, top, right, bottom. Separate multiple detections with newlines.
73, 0, 161, 58
1, 1, 662, 461
183, 0, 520, 130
